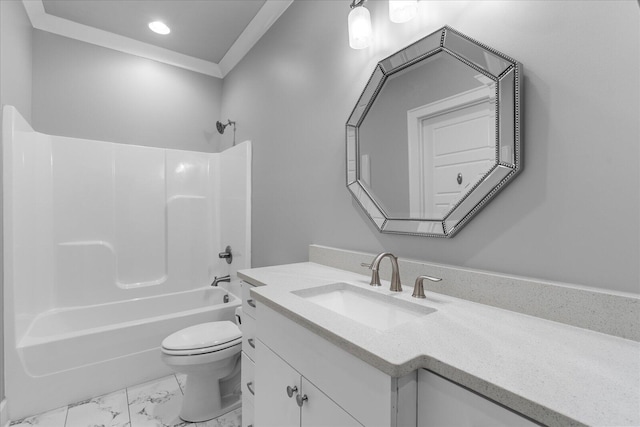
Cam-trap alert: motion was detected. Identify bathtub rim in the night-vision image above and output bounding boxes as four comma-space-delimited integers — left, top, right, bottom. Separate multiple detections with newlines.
18, 286, 241, 347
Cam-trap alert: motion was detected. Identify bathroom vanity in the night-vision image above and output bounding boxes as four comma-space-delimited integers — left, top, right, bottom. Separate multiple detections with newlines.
249, 298, 537, 427
238, 248, 640, 427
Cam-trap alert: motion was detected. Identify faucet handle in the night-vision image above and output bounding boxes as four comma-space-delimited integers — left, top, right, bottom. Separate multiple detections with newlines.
218, 245, 233, 264
361, 262, 380, 286
412, 275, 443, 298
360, 262, 382, 286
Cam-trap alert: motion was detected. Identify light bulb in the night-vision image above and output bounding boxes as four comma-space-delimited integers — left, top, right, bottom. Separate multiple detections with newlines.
348, 5, 372, 49
389, 0, 418, 23
148, 21, 171, 35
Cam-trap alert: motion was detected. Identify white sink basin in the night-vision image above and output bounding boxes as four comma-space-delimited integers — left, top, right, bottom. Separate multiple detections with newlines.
293, 282, 436, 331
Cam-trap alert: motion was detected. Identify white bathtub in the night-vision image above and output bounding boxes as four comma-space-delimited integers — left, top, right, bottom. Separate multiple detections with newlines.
11, 286, 240, 416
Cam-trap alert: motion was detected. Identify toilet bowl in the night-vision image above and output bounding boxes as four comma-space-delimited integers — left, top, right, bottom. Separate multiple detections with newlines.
161, 320, 242, 422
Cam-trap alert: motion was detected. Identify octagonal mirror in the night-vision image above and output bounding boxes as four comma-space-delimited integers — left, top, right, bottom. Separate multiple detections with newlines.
346, 26, 522, 237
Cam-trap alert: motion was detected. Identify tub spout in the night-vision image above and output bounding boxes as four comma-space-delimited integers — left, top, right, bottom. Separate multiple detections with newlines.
211, 275, 231, 286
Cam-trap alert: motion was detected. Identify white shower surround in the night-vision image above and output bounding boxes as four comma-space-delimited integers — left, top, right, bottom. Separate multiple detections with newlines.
2, 106, 252, 419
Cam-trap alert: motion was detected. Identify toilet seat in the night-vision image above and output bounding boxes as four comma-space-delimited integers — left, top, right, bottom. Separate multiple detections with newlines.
162, 321, 241, 356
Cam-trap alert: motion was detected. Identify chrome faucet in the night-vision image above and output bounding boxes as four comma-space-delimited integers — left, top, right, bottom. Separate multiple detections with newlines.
211, 275, 231, 286
412, 275, 442, 298
367, 252, 402, 292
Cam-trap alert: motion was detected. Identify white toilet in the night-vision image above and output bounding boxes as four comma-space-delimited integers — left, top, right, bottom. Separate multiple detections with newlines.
161, 319, 242, 422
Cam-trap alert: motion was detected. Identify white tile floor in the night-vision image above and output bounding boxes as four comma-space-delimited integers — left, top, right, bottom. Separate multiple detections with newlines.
9, 374, 241, 427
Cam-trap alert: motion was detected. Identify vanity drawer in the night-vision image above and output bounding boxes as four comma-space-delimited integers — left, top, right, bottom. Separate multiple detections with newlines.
241, 351, 255, 407
242, 312, 256, 361
241, 281, 257, 318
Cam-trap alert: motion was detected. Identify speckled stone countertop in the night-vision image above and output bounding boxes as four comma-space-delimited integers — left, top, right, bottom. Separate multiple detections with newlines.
238, 262, 640, 427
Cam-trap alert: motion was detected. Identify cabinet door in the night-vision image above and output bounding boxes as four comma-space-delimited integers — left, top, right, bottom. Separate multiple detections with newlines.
255, 340, 300, 427
418, 370, 538, 427
300, 378, 363, 427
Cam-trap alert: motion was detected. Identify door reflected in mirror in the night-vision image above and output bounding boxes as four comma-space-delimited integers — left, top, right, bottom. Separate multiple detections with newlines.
359, 52, 496, 219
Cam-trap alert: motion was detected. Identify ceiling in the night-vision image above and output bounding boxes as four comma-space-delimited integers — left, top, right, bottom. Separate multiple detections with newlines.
22, 0, 294, 78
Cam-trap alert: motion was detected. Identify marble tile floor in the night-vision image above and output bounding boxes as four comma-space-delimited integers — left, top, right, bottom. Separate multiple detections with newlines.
9, 374, 241, 427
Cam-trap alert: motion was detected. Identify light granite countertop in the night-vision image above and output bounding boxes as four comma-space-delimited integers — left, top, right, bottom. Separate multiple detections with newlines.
238, 262, 640, 427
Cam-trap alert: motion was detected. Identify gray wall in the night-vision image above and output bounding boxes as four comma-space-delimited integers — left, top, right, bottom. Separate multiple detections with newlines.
221, 0, 640, 294
32, 31, 223, 152
0, 0, 34, 403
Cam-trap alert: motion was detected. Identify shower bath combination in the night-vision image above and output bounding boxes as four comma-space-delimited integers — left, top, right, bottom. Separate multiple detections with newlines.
2, 106, 252, 419
216, 119, 236, 146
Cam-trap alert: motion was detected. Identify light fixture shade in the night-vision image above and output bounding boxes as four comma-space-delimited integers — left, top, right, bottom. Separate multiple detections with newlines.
148, 21, 171, 35
348, 5, 372, 49
389, 0, 418, 23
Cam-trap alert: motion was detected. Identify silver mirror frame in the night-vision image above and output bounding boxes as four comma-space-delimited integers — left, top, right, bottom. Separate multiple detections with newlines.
346, 26, 522, 237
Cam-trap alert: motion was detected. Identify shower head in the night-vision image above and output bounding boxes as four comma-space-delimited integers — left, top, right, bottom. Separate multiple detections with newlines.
216, 119, 235, 134
215, 119, 237, 146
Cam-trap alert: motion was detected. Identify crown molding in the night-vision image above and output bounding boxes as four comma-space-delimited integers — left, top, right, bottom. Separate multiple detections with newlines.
219, 0, 293, 76
21, 0, 293, 79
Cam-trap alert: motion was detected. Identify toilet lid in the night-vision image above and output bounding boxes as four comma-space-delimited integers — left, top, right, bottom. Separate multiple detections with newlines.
162, 321, 241, 352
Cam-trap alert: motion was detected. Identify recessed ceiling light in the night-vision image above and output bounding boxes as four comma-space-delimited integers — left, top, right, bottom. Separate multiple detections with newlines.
148, 21, 170, 35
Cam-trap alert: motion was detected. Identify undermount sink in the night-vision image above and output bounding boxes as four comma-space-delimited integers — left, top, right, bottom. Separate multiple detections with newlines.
292, 282, 436, 331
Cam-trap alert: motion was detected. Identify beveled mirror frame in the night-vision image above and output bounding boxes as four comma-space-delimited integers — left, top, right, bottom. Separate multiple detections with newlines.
346, 26, 522, 237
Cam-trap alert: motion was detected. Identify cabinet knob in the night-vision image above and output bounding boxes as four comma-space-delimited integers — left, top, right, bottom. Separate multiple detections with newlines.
296, 393, 308, 407
286, 385, 298, 398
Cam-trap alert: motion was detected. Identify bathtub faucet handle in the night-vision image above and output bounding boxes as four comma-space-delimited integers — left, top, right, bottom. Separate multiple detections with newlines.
211, 275, 231, 286
218, 246, 233, 264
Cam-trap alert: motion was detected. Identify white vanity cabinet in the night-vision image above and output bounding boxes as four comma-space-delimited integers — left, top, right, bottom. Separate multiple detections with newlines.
253, 302, 416, 427
255, 339, 362, 427
249, 301, 538, 427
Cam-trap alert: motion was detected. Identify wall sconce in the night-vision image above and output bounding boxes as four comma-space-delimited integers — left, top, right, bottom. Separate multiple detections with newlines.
389, 0, 418, 23
348, 0, 372, 49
